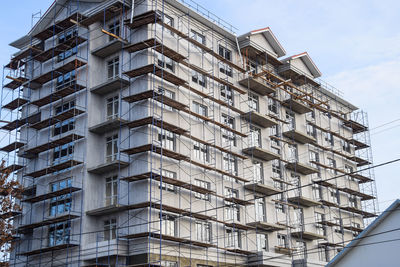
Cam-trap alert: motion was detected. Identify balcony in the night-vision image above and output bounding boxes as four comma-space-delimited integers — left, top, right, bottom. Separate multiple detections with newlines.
247, 221, 285, 232
123, 90, 188, 111
92, 39, 124, 58
35, 36, 87, 62
244, 182, 282, 196
274, 246, 295, 255
340, 205, 377, 218
90, 76, 130, 95
350, 173, 373, 184
87, 159, 129, 174
4, 76, 29, 90
89, 117, 128, 135
285, 161, 319, 175
338, 187, 375, 201
126, 116, 188, 135
282, 97, 312, 114
282, 128, 316, 144
239, 76, 275, 95
348, 138, 369, 150
242, 146, 280, 161
347, 155, 371, 167
287, 195, 320, 207
241, 111, 277, 128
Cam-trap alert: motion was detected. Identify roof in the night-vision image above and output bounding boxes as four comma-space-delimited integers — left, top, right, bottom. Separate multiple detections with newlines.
327, 199, 400, 266
281, 51, 322, 78
238, 27, 286, 58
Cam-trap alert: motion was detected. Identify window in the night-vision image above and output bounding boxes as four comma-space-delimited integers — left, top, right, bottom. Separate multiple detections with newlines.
158, 129, 175, 151
107, 57, 119, 79
106, 95, 119, 120
57, 70, 76, 89
255, 197, 266, 221
225, 187, 240, 221
106, 134, 118, 162
327, 158, 337, 174
53, 143, 74, 164
193, 101, 208, 118
193, 141, 210, 163
161, 213, 176, 236
270, 124, 280, 148
48, 222, 70, 247
157, 52, 174, 72
192, 70, 206, 87
272, 159, 281, 178
253, 161, 263, 183
256, 233, 268, 252
296, 241, 307, 259
324, 132, 334, 146
222, 153, 238, 176
159, 169, 177, 192
161, 262, 178, 267
288, 144, 298, 162
105, 176, 118, 206
196, 220, 211, 242
191, 29, 206, 45
194, 179, 211, 201
226, 228, 241, 248
285, 110, 295, 130
268, 96, 278, 114
220, 84, 234, 106
334, 217, 342, 233
158, 87, 176, 111
248, 92, 259, 112
309, 150, 320, 168
54, 119, 75, 136
307, 123, 316, 138
329, 188, 339, 205
58, 46, 77, 62
291, 173, 301, 197
104, 218, 117, 241
50, 178, 72, 216
349, 195, 358, 209
345, 164, 354, 181
161, 14, 174, 35
342, 139, 351, 153
218, 45, 232, 77
222, 114, 236, 146
108, 20, 120, 41
55, 100, 75, 115
352, 222, 361, 237
313, 184, 322, 200
248, 125, 261, 147
318, 245, 328, 262
277, 234, 287, 248
315, 212, 325, 236
58, 28, 77, 44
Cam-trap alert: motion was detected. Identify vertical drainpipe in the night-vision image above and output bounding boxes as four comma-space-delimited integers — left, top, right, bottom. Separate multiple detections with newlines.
130, 0, 135, 23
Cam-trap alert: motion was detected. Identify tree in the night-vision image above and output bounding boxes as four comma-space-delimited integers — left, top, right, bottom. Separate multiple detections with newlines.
0, 161, 22, 265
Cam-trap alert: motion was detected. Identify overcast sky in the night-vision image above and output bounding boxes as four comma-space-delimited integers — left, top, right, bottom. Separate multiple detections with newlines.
0, 0, 399, 210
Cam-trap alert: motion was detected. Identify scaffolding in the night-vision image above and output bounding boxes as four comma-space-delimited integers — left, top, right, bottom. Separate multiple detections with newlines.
0, 0, 378, 266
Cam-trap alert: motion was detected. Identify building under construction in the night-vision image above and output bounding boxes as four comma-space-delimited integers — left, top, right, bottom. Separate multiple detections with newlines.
0, 0, 378, 266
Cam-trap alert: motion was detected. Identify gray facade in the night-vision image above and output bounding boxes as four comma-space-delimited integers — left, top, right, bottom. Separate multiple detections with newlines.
0, 0, 377, 266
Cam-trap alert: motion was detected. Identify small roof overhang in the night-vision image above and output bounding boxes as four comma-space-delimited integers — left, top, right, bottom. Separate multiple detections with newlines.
281, 52, 322, 78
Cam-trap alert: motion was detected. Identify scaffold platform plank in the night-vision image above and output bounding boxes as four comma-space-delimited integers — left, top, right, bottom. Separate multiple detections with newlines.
122, 144, 190, 161
239, 76, 276, 95
242, 146, 280, 161
0, 141, 25, 153
24, 133, 84, 156
23, 186, 81, 203
30, 108, 85, 130
241, 111, 278, 128
126, 116, 189, 135
25, 159, 83, 178
123, 90, 188, 110
17, 214, 80, 234
90, 77, 129, 95
31, 82, 86, 107
19, 243, 79, 256
1, 164, 24, 173
3, 98, 29, 110
125, 38, 186, 62
124, 64, 187, 86
4, 76, 29, 90
81, 2, 128, 26
35, 36, 87, 62
343, 119, 368, 134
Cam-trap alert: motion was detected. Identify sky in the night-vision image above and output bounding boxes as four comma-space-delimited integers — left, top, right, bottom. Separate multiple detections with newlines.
0, 0, 399, 210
